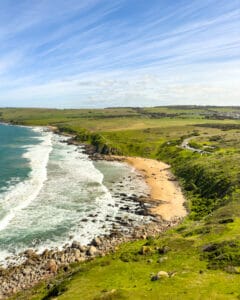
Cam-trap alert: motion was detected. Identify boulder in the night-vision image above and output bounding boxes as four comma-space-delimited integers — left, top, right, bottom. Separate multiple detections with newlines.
91, 237, 101, 247
157, 257, 168, 263
157, 271, 169, 278
71, 240, 81, 249
41, 249, 50, 259
46, 259, 58, 273
73, 249, 81, 260
24, 249, 39, 260
151, 271, 169, 281
158, 246, 171, 254
87, 246, 98, 256
60, 254, 65, 263
22, 267, 31, 276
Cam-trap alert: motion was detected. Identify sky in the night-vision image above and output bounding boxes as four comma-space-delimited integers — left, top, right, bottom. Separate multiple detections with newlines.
0, 0, 239, 108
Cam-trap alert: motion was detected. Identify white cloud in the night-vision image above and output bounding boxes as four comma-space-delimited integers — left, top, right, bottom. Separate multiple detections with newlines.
0, 0, 239, 107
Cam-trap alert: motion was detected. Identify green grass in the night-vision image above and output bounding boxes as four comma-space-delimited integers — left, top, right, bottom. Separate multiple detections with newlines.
1, 106, 239, 300
14, 214, 240, 300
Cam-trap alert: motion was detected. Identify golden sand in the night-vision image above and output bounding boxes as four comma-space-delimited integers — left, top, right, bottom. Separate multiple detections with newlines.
124, 157, 187, 221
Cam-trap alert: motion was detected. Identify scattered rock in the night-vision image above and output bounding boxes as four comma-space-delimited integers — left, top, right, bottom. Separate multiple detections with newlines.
87, 246, 98, 256
71, 241, 81, 249
91, 237, 102, 247
157, 271, 169, 278
151, 270, 169, 281
157, 257, 168, 263
158, 246, 171, 254
0, 202, 183, 299
46, 259, 58, 273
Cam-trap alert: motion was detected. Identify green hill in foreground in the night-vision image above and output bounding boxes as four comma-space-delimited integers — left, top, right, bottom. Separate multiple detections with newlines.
0, 106, 239, 300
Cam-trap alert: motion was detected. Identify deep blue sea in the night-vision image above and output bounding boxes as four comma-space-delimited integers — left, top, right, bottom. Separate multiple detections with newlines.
0, 124, 149, 265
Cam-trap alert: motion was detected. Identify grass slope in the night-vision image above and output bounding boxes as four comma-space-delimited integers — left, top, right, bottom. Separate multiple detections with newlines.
0, 106, 239, 300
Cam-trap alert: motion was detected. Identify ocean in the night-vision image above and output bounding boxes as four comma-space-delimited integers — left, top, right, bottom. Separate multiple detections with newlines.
0, 123, 150, 265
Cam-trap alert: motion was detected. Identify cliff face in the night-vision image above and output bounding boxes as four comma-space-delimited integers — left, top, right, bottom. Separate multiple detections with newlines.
59, 127, 122, 156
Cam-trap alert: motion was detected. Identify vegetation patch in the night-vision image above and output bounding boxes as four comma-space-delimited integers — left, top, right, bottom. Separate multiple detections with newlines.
201, 240, 240, 271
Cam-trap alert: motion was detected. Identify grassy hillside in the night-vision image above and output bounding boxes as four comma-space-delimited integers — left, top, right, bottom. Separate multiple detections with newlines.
1, 106, 239, 299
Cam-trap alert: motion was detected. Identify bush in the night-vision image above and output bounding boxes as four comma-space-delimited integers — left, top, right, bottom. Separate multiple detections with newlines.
201, 240, 240, 270
43, 281, 68, 299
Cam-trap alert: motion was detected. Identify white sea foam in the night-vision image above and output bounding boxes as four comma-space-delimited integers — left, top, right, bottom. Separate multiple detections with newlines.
0, 127, 52, 231
0, 131, 150, 264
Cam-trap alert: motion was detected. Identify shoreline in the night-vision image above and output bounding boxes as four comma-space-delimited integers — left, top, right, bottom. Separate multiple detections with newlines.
0, 125, 187, 299
60, 127, 187, 221
124, 157, 187, 221
100, 155, 187, 222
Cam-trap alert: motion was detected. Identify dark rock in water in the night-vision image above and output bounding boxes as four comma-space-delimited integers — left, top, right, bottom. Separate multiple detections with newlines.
24, 249, 37, 259
135, 209, 147, 216
71, 241, 81, 249
91, 237, 101, 247
128, 195, 139, 201
81, 218, 88, 222
120, 193, 127, 197
120, 206, 130, 211
41, 249, 50, 259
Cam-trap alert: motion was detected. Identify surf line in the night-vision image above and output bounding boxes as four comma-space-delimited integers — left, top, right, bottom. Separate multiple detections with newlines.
0, 128, 53, 231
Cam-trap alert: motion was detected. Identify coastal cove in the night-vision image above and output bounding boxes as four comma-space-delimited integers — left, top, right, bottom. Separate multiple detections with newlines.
0, 123, 187, 298
0, 107, 239, 299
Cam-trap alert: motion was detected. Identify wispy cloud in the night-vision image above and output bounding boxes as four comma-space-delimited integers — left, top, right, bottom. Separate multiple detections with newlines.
0, 0, 239, 107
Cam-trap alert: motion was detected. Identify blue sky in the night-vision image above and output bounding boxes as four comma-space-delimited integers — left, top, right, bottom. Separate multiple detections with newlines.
0, 0, 239, 108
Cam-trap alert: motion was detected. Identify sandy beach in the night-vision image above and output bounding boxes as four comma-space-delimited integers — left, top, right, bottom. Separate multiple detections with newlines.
123, 157, 187, 221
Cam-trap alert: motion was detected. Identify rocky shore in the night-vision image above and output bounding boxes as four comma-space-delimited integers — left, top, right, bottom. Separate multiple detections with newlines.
0, 216, 181, 299
0, 129, 186, 299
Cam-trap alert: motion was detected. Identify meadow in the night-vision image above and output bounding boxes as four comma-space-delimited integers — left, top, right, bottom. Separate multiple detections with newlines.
0, 106, 240, 299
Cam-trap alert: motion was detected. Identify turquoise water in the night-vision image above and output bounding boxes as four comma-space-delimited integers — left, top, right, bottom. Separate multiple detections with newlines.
0, 124, 150, 265
0, 124, 41, 191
